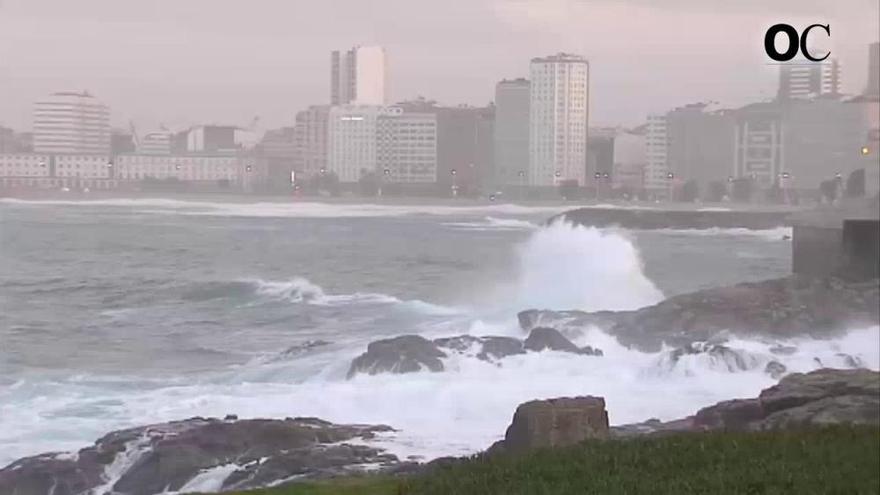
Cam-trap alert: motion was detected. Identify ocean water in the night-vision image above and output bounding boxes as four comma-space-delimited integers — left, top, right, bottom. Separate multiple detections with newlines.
1, 198, 877, 468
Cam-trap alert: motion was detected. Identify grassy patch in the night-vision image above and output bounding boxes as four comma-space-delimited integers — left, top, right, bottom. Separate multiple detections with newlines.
223, 426, 880, 495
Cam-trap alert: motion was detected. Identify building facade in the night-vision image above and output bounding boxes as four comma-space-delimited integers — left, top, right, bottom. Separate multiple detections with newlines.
258, 127, 298, 190
529, 53, 589, 187
138, 132, 173, 155
611, 131, 646, 191
377, 109, 438, 183
331, 46, 388, 106
0, 153, 118, 190
115, 154, 241, 182
733, 102, 784, 186
493, 78, 530, 188
33, 91, 111, 155
665, 103, 736, 189
778, 60, 841, 100
327, 105, 381, 183
644, 114, 670, 194
294, 105, 330, 178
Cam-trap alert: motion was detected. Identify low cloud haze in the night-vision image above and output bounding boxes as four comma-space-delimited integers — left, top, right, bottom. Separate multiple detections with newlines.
1, 0, 877, 131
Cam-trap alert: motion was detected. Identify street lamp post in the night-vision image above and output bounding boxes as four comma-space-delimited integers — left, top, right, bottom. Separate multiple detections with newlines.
380, 168, 390, 197
518, 170, 525, 202
666, 171, 675, 201
451, 169, 458, 197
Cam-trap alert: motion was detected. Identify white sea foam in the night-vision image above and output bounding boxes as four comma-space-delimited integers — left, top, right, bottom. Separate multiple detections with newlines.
248, 277, 459, 315
647, 226, 792, 241
0, 198, 566, 219
2, 327, 875, 470
512, 221, 664, 311
443, 216, 538, 231
173, 463, 241, 494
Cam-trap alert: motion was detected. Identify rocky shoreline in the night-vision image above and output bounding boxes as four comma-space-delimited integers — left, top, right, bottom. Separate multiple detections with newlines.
3, 275, 878, 495
519, 275, 879, 352
3, 369, 876, 495
0, 417, 407, 495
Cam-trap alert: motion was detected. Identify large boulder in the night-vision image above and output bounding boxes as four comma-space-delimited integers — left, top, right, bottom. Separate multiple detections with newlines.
0, 417, 398, 495
519, 276, 879, 352
347, 335, 446, 378
498, 396, 609, 453
693, 368, 880, 431
612, 368, 880, 437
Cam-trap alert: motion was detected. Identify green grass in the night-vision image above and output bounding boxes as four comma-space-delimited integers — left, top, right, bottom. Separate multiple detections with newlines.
223, 426, 880, 495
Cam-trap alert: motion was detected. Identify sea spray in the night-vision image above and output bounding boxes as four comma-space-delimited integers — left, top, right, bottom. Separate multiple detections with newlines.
513, 221, 664, 311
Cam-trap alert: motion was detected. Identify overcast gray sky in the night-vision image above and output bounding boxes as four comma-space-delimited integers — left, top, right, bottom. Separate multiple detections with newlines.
1, 0, 877, 133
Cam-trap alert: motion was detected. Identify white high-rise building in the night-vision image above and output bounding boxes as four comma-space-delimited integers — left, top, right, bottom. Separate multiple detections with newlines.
529, 53, 589, 187
33, 91, 111, 155
644, 113, 669, 195
327, 105, 381, 183
331, 46, 388, 106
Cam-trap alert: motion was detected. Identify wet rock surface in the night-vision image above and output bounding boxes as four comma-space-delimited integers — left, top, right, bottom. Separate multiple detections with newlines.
348, 329, 603, 378
347, 335, 447, 378
613, 368, 880, 436
519, 276, 880, 352
0, 417, 399, 495
492, 396, 610, 453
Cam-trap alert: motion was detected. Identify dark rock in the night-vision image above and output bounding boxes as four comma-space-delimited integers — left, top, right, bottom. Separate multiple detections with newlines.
433, 335, 525, 361
347, 335, 446, 378
523, 327, 599, 356
610, 417, 694, 438
579, 345, 604, 356
476, 337, 525, 361
615, 369, 880, 437
524, 327, 580, 353
693, 398, 765, 430
224, 414, 238, 421
837, 353, 865, 369
499, 396, 609, 452
0, 417, 397, 495
698, 368, 880, 431
764, 361, 787, 379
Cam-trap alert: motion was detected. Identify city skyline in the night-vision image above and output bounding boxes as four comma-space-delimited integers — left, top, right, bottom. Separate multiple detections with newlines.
1, 0, 878, 132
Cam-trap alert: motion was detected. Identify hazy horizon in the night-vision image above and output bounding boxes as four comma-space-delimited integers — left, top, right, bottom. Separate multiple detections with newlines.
1, 0, 878, 133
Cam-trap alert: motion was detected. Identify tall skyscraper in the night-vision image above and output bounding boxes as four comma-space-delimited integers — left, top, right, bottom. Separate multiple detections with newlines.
866, 42, 879, 97
330, 46, 388, 106
644, 113, 669, 195
493, 78, 530, 187
777, 59, 840, 100
33, 91, 110, 154
529, 53, 589, 186
328, 105, 381, 182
